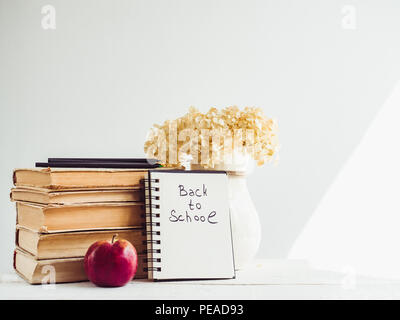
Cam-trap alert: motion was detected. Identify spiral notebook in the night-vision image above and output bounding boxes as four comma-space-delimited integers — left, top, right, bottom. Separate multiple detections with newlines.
144, 170, 235, 280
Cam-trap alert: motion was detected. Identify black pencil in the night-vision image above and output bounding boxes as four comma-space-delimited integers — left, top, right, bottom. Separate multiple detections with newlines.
48, 158, 159, 164
36, 161, 161, 169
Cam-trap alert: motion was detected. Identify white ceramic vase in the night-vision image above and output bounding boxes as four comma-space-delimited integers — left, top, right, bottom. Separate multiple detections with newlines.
226, 171, 261, 270
192, 154, 261, 270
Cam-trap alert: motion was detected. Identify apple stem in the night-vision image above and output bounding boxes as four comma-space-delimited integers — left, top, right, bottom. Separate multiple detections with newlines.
111, 234, 118, 244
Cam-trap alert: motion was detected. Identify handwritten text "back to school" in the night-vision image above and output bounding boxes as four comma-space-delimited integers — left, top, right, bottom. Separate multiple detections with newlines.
169, 184, 218, 224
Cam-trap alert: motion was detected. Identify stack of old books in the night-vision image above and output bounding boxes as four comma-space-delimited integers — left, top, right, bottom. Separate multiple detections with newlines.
11, 159, 157, 284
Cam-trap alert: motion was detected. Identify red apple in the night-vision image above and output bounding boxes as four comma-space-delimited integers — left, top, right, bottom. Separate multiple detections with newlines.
84, 235, 138, 287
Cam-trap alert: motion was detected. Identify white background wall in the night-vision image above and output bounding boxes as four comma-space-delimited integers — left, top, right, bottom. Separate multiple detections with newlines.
1, 0, 399, 275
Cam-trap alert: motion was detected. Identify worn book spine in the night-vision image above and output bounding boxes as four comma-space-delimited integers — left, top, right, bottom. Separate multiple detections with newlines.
15, 227, 147, 259
14, 248, 148, 284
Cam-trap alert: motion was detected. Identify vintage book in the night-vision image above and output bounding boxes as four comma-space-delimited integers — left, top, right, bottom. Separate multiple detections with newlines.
10, 187, 143, 205
14, 248, 147, 284
13, 168, 149, 189
144, 170, 235, 280
16, 227, 146, 259
16, 201, 145, 233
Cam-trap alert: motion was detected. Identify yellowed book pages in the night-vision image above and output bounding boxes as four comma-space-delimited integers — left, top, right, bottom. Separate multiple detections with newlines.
16, 226, 146, 259
10, 187, 144, 205
14, 247, 147, 284
16, 201, 145, 233
13, 168, 149, 189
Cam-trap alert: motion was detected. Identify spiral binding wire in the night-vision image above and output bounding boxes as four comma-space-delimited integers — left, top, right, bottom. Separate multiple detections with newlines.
143, 221, 160, 227
143, 258, 162, 263
143, 176, 162, 277
143, 248, 161, 254
142, 231, 161, 236
140, 213, 160, 219
143, 239, 161, 245
143, 267, 162, 272
145, 195, 160, 200
145, 204, 160, 209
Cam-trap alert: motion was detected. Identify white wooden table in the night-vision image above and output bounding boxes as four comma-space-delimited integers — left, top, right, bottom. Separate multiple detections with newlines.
1, 259, 399, 300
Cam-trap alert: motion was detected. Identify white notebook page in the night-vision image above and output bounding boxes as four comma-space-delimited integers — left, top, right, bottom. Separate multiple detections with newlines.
148, 171, 235, 280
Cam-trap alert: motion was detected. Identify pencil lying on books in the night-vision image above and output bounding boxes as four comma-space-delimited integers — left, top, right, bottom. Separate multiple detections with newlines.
35, 158, 162, 169
48, 158, 159, 164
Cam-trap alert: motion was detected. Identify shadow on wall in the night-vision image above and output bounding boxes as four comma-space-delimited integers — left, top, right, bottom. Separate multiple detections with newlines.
251, 2, 400, 260
289, 80, 400, 279
253, 77, 400, 259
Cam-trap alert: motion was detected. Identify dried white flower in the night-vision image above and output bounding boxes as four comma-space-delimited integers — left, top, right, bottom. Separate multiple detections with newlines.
144, 106, 279, 169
